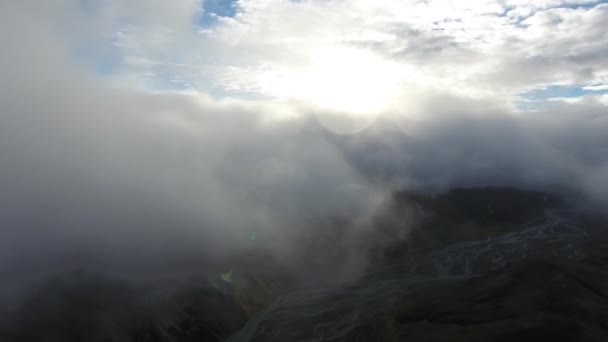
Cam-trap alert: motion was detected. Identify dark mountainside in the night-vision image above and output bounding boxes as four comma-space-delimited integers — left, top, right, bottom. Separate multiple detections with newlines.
384, 187, 564, 258
2, 187, 607, 342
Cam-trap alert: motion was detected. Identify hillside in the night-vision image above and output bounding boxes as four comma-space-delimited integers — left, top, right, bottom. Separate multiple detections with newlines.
2, 187, 606, 342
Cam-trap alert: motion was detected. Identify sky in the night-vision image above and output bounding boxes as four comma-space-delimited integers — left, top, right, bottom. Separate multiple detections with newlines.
1, 0, 608, 300
76, 0, 608, 108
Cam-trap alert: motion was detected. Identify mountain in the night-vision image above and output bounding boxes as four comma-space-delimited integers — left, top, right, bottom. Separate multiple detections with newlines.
342, 256, 608, 342
2, 187, 606, 342
383, 187, 561, 260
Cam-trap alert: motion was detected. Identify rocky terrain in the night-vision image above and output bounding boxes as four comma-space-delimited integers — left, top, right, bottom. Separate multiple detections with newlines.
226, 188, 608, 342
1, 187, 606, 342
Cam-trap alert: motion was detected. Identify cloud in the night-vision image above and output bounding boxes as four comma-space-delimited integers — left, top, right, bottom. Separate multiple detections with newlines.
102, 0, 607, 104
39, 0, 604, 109
1, 0, 608, 309
335, 95, 608, 205
583, 84, 608, 91
0, 1, 387, 294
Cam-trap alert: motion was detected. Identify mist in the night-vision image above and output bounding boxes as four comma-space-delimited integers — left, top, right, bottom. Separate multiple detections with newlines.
1, 2, 608, 339
338, 94, 608, 204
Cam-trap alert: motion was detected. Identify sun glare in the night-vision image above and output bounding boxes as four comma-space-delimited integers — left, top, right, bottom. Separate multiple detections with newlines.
259, 45, 402, 132
302, 46, 400, 115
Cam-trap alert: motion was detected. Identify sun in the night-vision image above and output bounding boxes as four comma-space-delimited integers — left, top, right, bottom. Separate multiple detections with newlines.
302, 46, 400, 115
260, 45, 402, 132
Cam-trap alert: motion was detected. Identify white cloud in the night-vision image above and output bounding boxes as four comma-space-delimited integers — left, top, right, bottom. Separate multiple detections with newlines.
36, 0, 603, 113
583, 84, 608, 91
185, 1, 608, 108
549, 93, 608, 105
2, 0, 608, 297
0, 1, 388, 281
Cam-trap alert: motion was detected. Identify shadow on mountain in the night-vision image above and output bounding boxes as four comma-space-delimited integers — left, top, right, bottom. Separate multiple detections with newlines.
343, 257, 608, 342
0, 269, 287, 342
383, 187, 561, 261
2, 187, 607, 341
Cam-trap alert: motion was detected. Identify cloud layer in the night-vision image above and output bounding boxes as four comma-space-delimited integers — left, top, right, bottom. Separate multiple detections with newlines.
0, 1, 385, 289
1, 0, 607, 303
